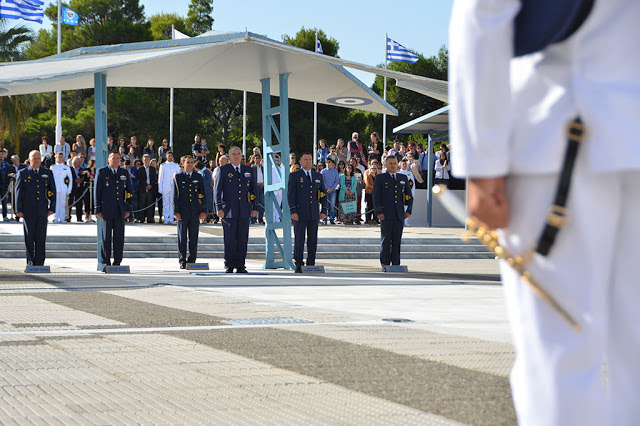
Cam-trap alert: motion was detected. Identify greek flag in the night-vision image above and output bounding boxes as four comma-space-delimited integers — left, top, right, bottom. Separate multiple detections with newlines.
387, 37, 419, 64
61, 6, 79, 26
0, 0, 45, 23
316, 35, 323, 54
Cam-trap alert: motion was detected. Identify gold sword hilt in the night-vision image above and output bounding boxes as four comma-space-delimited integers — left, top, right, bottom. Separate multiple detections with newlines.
465, 218, 580, 331
433, 185, 581, 331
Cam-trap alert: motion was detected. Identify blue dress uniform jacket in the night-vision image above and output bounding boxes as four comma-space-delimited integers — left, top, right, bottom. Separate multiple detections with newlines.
287, 169, 328, 220
372, 172, 413, 220
287, 169, 329, 268
94, 167, 133, 219
214, 163, 258, 218
213, 163, 258, 270
15, 167, 56, 266
173, 171, 207, 266
373, 172, 413, 266
94, 166, 133, 267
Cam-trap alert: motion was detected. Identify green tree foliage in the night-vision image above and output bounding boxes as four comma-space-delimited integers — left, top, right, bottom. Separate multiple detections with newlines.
26, 0, 151, 58
149, 13, 188, 41
0, 19, 39, 152
281, 27, 350, 155
186, 0, 214, 36
372, 45, 448, 142
282, 27, 339, 57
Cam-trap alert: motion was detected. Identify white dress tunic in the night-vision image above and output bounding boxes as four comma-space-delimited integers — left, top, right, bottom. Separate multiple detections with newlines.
158, 161, 180, 223
450, 1, 640, 425
50, 163, 72, 222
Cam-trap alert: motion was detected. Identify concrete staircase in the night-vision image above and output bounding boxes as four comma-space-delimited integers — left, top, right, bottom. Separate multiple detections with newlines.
0, 234, 491, 260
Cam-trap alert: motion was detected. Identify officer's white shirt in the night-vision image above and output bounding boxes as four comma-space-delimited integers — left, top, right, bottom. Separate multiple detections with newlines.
157, 161, 179, 194
449, 0, 640, 177
50, 163, 73, 195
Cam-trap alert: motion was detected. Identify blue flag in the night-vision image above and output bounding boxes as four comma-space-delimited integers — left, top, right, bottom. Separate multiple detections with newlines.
0, 0, 45, 24
61, 6, 79, 26
316, 35, 323, 54
387, 37, 419, 64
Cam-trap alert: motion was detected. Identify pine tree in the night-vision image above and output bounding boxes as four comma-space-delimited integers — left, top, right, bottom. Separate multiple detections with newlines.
186, 0, 214, 36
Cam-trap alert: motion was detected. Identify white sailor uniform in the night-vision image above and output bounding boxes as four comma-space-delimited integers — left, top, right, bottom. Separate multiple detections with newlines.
450, 1, 640, 425
50, 163, 72, 223
158, 160, 180, 224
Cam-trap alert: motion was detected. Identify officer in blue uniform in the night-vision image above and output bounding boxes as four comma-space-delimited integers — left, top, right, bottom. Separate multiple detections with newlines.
288, 152, 328, 273
373, 155, 412, 267
173, 156, 207, 269
15, 150, 56, 266
94, 152, 133, 271
214, 146, 258, 273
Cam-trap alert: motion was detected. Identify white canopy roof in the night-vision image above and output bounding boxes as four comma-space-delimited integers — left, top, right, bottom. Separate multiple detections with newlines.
393, 105, 450, 134
0, 32, 399, 115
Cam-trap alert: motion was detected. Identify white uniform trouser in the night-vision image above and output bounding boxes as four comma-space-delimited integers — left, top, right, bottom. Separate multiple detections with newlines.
162, 190, 174, 223
499, 151, 640, 426
273, 189, 282, 222
55, 192, 68, 222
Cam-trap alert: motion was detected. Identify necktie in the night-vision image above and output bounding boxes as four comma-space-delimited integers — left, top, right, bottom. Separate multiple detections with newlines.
392, 174, 396, 184
307, 171, 311, 183
235, 166, 240, 176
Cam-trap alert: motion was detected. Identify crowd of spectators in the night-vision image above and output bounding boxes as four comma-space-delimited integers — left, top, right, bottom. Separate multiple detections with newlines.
0, 131, 459, 226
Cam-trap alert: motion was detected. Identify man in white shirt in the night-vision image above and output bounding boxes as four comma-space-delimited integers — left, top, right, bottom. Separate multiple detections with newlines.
50, 152, 72, 223
53, 136, 70, 162
450, 1, 640, 425
157, 151, 180, 224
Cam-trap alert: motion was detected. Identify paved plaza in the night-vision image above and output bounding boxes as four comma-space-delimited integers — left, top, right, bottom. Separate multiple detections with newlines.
0, 223, 515, 425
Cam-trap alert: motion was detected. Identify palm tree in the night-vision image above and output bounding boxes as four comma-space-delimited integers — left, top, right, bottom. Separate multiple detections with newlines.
0, 19, 37, 152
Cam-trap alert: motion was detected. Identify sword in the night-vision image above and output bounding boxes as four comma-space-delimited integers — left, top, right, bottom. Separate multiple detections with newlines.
432, 185, 581, 331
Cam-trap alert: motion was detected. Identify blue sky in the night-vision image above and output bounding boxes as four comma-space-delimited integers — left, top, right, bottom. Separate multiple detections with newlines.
23, 0, 453, 86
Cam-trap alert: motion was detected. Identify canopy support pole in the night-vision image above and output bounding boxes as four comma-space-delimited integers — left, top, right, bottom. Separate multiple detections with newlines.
427, 133, 434, 227
261, 73, 294, 270
94, 73, 108, 271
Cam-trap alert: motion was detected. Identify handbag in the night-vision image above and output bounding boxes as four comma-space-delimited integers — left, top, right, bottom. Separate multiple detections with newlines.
341, 200, 357, 214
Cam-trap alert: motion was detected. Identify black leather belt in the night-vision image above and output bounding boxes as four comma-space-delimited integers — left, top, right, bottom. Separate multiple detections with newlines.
535, 117, 585, 256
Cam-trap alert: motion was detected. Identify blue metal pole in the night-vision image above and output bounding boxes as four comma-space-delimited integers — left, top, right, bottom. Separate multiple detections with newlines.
427, 133, 434, 227
94, 73, 107, 270
278, 73, 293, 269
261, 73, 293, 270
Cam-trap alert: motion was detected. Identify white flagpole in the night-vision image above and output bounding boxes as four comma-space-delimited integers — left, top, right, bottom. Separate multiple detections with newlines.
55, 0, 62, 147
242, 90, 247, 158
169, 25, 175, 151
313, 31, 319, 165
383, 33, 388, 146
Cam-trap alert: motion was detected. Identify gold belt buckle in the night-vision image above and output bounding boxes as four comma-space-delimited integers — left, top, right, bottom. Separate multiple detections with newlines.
547, 205, 569, 228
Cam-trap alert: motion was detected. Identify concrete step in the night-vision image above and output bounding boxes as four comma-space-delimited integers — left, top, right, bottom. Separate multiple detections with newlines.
0, 235, 482, 246
1, 250, 493, 260
0, 242, 486, 253
0, 232, 490, 260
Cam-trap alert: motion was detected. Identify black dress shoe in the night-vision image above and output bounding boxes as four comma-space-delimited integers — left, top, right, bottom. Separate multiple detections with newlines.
236, 267, 248, 273
180, 263, 187, 269
225, 267, 234, 273
295, 266, 302, 273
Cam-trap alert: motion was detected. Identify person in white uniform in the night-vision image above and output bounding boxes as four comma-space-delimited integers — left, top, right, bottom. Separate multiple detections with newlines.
49, 152, 72, 223
157, 151, 180, 224
271, 154, 284, 223
450, 1, 640, 425
397, 158, 415, 227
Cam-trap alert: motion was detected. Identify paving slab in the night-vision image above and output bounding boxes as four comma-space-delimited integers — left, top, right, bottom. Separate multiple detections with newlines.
0, 225, 515, 424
